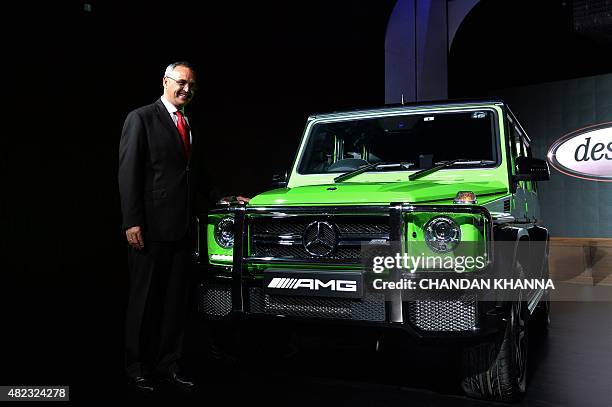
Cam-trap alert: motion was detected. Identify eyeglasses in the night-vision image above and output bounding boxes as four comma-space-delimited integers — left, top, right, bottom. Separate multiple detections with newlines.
166, 76, 198, 91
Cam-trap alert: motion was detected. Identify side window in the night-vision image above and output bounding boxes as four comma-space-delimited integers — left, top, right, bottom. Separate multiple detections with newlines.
521, 133, 531, 158
507, 116, 523, 161
513, 125, 525, 159
513, 124, 536, 192
508, 122, 533, 191
521, 134, 536, 192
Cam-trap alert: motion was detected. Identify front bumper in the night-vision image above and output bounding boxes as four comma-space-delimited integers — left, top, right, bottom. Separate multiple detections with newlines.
197, 272, 510, 343
199, 203, 507, 343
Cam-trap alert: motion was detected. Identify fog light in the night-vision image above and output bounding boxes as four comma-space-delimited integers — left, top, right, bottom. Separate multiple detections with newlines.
210, 254, 233, 262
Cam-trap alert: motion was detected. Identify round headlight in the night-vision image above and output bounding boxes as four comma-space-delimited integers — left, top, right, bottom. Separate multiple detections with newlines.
424, 216, 461, 253
214, 216, 235, 248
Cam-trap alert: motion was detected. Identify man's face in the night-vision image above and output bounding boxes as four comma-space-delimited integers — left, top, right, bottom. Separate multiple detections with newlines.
163, 65, 197, 108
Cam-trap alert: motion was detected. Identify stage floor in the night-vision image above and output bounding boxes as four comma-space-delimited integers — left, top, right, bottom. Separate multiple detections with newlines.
3, 287, 611, 406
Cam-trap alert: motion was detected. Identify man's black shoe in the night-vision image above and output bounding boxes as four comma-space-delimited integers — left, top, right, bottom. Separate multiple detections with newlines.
128, 376, 155, 394
164, 371, 196, 392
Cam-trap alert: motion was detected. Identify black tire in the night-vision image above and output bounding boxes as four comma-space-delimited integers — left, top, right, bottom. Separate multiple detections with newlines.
461, 299, 529, 402
532, 292, 550, 333
532, 256, 551, 332
461, 259, 529, 402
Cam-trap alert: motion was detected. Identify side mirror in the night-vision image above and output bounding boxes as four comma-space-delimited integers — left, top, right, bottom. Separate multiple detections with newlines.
515, 156, 550, 181
272, 170, 288, 188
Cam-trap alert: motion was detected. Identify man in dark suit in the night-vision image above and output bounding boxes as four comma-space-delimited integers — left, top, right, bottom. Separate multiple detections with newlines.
118, 61, 200, 393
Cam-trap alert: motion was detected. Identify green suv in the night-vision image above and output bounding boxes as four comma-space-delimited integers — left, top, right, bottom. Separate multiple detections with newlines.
197, 100, 551, 402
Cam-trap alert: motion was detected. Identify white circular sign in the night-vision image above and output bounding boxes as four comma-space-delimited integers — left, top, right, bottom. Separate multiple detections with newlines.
547, 123, 612, 182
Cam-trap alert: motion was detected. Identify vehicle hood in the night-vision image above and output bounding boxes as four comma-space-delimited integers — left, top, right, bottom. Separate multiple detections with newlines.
249, 180, 508, 206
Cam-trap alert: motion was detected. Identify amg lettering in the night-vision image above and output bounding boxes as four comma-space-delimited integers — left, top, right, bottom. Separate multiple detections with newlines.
268, 278, 357, 292
293, 280, 315, 290
336, 280, 357, 292
314, 280, 335, 290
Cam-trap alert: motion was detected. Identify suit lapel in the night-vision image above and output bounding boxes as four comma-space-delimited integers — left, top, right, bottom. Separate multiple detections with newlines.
155, 99, 187, 161
187, 121, 196, 164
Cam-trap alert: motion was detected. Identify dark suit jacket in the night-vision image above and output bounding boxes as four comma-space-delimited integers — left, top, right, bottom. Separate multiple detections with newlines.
118, 98, 204, 241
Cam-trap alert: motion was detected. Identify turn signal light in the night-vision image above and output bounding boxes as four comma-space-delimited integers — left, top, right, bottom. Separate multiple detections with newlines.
453, 191, 477, 204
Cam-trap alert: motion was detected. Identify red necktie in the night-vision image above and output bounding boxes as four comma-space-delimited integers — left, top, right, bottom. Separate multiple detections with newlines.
175, 110, 190, 157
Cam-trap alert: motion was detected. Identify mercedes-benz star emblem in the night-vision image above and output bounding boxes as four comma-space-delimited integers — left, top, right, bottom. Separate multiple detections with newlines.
303, 221, 337, 257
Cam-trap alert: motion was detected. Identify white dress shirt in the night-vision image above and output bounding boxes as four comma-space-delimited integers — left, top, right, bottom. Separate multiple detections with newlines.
160, 96, 192, 143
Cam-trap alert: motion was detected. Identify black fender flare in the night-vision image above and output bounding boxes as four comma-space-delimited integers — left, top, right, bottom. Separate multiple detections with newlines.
527, 225, 550, 280
492, 225, 530, 278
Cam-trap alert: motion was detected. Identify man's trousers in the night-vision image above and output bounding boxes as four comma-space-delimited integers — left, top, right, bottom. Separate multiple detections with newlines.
124, 237, 192, 378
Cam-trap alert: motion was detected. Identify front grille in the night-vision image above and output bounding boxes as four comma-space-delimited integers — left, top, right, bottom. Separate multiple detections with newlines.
407, 297, 477, 331
251, 245, 362, 260
251, 221, 389, 236
338, 223, 389, 235
250, 217, 389, 262
249, 287, 386, 322
198, 284, 232, 317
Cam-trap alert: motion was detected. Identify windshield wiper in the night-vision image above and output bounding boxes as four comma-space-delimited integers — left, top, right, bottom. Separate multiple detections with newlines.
334, 162, 413, 183
408, 159, 496, 181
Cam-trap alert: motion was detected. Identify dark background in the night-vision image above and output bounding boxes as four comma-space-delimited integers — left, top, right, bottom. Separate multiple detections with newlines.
2, 0, 612, 402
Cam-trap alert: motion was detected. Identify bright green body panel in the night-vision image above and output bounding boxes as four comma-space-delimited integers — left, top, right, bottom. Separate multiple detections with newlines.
249, 178, 507, 207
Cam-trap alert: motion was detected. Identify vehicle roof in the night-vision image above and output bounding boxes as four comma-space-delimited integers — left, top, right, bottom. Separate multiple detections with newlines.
308, 99, 507, 120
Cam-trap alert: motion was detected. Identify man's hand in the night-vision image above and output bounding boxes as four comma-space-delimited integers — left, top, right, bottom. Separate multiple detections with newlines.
218, 195, 251, 205
126, 226, 144, 249
236, 195, 251, 204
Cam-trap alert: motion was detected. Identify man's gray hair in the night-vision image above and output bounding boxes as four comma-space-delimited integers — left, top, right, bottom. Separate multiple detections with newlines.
164, 61, 195, 77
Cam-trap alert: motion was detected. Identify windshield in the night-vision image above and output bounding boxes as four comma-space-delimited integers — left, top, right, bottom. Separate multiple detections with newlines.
297, 110, 498, 175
